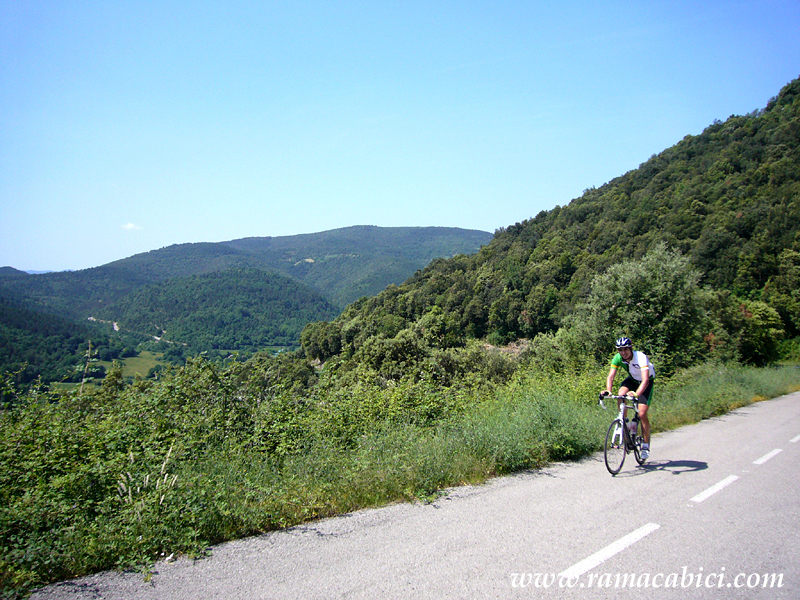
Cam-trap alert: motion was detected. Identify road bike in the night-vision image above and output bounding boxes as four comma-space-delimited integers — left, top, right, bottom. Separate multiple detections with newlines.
599, 393, 646, 475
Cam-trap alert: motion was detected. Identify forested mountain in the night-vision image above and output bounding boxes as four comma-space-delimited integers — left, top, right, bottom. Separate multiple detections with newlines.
302, 77, 800, 375
4, 72, 800, 387
101, 226, 492, 308
0, 226, 490, 319
0, 227, 490, 381
100, 269, 340, 352
221, 226, 493, 307
0, 269, 338, 383
0, 292, 136, 385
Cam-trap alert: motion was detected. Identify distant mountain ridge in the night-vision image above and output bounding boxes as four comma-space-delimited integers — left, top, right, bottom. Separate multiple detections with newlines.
1, 226, 491, 316
0, 226, 492, 380
111, 225, 493, 308
222, 226, 492, 307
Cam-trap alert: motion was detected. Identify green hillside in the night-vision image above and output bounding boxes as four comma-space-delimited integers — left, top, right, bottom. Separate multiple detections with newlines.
0, 227, 490, 382
100, 268, 340, 351
222, 226, 495, 306
0, 293, 134, 386
0, 226, 490, 318
302, 77, 800, 374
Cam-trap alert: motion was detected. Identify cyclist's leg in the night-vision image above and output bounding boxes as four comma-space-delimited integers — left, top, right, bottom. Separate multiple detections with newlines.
638, 381, 653, 444
638, 403, 650, 444
619, 376, 638, 396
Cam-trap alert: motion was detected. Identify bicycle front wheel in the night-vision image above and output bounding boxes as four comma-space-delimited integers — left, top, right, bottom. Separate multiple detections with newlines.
604, 419, 626, 475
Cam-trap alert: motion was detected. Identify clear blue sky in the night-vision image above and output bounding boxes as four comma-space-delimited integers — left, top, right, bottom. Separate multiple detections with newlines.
2, 1, 799, 272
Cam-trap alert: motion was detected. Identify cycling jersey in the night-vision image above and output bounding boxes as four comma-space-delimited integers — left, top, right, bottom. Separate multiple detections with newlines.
610, 351, 655, 382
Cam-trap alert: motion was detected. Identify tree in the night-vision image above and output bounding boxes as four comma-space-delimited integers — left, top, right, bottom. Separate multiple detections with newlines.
763, 248, 800, 338
561, 243, 710, 375
733, 299, 784, 365
300, 321, 342, 362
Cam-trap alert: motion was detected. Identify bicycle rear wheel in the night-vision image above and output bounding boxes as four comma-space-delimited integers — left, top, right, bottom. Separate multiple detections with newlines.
604, 419, 626, 475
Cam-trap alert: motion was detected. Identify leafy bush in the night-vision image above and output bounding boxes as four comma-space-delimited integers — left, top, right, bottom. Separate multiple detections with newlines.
2, 358, 800, 598
529, 245, 786, 376
562, 243, 711, 372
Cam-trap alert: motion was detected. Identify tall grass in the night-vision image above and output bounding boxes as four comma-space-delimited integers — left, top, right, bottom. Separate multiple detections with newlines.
652, 362, 800, 432
2, 363, 799, 598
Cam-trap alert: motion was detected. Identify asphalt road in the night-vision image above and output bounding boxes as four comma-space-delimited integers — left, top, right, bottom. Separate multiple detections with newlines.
31, 392, 800, 600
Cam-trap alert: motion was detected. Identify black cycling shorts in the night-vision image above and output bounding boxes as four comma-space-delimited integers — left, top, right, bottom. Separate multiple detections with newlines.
621, 376, 654, 405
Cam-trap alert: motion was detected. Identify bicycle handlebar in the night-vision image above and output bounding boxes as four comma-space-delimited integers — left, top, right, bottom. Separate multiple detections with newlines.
598, 392, 639, 410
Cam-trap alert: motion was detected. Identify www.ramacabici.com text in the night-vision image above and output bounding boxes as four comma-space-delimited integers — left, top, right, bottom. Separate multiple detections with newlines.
510, 567, 784, 590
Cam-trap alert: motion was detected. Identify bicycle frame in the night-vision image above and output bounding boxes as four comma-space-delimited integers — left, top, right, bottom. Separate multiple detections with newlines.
600, 393, 640, 422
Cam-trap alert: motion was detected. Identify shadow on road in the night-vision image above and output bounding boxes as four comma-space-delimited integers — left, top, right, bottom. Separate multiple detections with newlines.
611, 458, 708, 478
637, 459, 708, 475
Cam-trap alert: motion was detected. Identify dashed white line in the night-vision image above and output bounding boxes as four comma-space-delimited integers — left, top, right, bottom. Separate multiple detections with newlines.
562, 425, 792, 581
690, 475, 739, 503
753, 449, 783, 465
558, 523, 660, 580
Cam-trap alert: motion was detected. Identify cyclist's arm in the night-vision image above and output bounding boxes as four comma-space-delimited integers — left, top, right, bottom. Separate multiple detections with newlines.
605, 366, 618, 394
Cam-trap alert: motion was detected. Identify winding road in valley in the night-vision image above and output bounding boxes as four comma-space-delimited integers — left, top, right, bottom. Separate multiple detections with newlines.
32, 392, 800, 599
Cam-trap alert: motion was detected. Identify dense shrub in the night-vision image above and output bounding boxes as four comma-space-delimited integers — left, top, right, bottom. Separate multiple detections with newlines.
3, 356, 799, 598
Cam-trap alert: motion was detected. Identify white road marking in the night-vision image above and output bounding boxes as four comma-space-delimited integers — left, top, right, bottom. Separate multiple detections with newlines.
753, 449, 783, 465
690, 475, 739, 503
790, 434, 800, 443
558, 523, 660, 581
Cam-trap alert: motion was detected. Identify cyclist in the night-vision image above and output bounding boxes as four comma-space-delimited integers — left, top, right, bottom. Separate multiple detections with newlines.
601, 337, 655, 461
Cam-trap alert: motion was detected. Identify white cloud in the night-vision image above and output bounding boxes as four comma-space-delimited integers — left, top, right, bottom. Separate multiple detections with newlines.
122, 223, 142, 230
